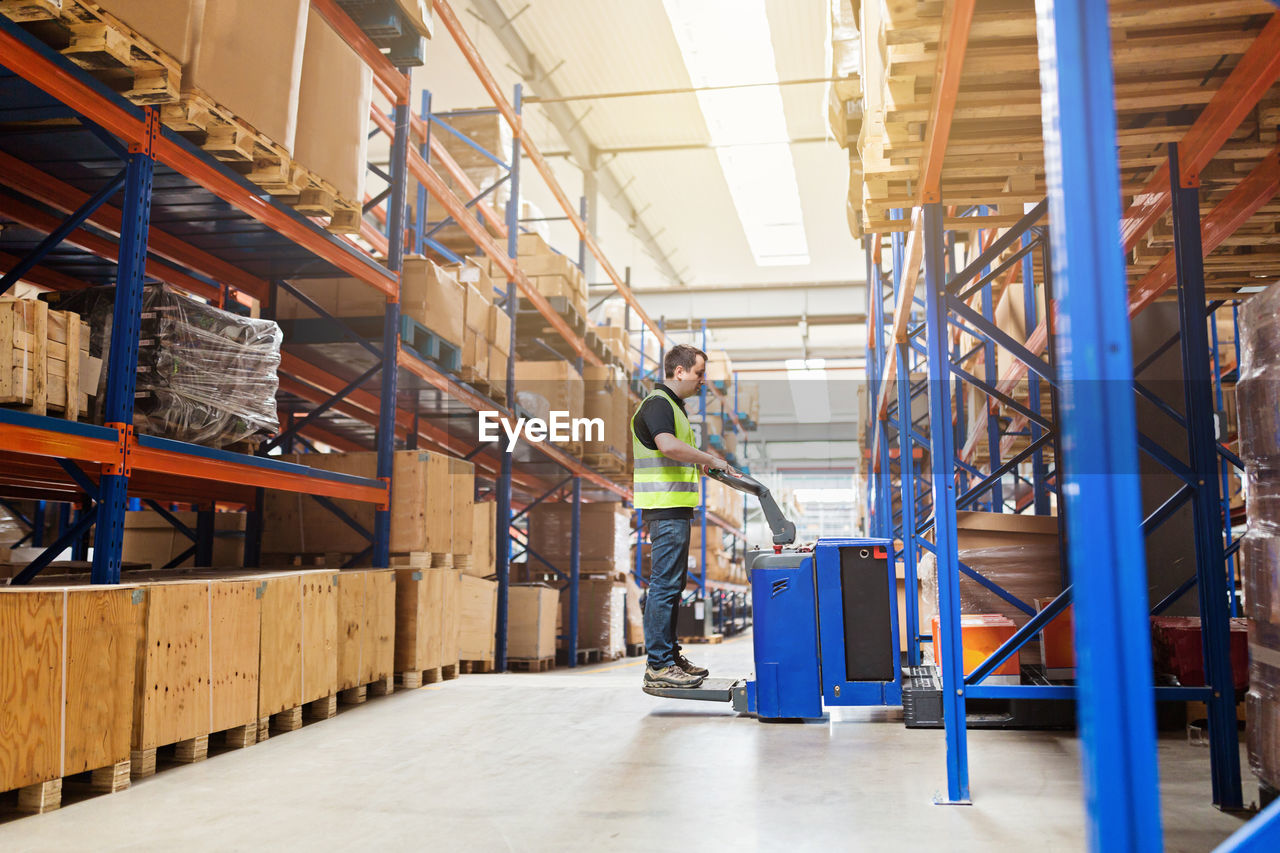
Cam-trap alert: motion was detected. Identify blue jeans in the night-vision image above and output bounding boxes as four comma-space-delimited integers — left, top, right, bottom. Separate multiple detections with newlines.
644, 518, 690, 669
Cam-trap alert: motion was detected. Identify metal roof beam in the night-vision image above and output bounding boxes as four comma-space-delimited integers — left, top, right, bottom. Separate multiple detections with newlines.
467, 0, 684, 287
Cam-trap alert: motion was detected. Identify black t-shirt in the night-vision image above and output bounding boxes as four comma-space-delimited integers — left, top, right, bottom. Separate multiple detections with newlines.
634, 384, 694, 522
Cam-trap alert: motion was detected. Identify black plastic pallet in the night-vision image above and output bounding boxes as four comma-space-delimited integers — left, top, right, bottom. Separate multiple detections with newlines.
901, 665, 1076, 730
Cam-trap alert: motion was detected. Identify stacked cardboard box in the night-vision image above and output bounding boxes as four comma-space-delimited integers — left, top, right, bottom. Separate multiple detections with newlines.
691, 524, 745, 584
262, 449, 459, 560
514, 360, 586, 454
706, 349, 734, 390
705, 476, 745, 526
528, 503, 630, 578
492, 232, 588, 319
445, 257, 510, 392
559, 578, 625, 658
596, 322, 629, 366
583, 365, 630, 465
121, 510, 245, 569
279, 257, 466, 354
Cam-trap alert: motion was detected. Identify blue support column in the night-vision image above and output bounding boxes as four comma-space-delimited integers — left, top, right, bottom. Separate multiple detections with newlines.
980, 224, 1003, 512
1208, 305, 1238, 617
32, 500, 46, 548
373, 80, 412, 569
569, 477, 581, 667
891, 211, 922, 665
698, 320, 709, 597
921, 202, 969, 805
91, 115, 156, 586
1037, 1, 1162, 847
494, 83, 524, 672
1169, 142, 1243, 810
415, 90, 432, 255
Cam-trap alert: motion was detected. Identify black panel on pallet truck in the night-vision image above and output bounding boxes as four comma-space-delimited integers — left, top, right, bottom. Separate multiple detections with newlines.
840, 546, 895, 682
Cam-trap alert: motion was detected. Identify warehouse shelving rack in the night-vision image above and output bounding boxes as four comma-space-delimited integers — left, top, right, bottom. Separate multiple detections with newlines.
859, 0, 1280, 848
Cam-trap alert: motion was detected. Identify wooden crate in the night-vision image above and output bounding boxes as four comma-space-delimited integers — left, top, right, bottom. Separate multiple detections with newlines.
262, 450, 452, 559
508, 584, 558, 662
0, 585, 140, 810
458, 574, 498, 665
393, 567, 460, 687
0, 299, 94, 420
258, 571, 338, 724
130, 576, 262, 775
335, 569, 395, 693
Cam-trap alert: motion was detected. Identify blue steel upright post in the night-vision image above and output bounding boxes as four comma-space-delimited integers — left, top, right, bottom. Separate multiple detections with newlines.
892, 211, 922, 666
1168, 142, 1243, 809
1037, 0, 1162, 847
569, 476, 581, 667
495, 83, 523, 672
373, 73, 412, 569
91, 108, 157, 585
699, 320, 709, 597
921, 201, 969, 804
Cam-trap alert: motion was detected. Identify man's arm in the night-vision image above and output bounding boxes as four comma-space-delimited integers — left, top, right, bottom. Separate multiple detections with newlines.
655, 432, 735, 471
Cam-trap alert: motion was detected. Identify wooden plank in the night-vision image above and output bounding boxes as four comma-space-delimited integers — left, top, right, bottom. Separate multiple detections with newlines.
920, 0, 974, 204
336, 570, 364, 691
63, 311, 79, 422
0, 589, 62, 791
63, 587, 138, 776
258, 574, 303, 717
364, 569, 395, 684
300, 571, 338, 705
132, 581, 210, 752
209, 578, 261, 733
449, 457, 474, 555
30, 299, 47, 416
440, 568, 460, 669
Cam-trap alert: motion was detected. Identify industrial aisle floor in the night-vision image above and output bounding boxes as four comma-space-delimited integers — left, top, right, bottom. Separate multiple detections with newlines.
0, 634, 1257, 852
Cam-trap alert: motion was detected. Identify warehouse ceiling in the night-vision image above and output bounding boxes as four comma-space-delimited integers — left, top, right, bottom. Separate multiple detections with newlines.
419, 0, 865, 292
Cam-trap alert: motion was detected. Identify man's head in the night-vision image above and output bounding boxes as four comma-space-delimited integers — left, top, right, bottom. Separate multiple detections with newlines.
664, 344, 708, 399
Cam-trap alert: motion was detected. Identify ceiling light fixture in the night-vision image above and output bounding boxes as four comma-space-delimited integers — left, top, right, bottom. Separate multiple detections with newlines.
663, 0, 810, 267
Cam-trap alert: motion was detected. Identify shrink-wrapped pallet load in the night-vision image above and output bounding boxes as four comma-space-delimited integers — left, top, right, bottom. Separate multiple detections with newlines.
1235, 281, 1280, 794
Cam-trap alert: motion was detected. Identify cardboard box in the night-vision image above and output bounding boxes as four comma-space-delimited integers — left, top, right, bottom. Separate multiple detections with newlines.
582, 365, 629, 457
459, 575, 498, 662
559, 579, 623, 656
185, 0, 309, 153
95, 0, 205, 64
406, 257, 465, 348
508, 584, 559, 660
464, 329, 489, 377
488, 303, 512, 352
529, 503, 630, 575
122, 510, 246, 569
464, 283, 490, 334
514, 360, 584, 427
295, 8, 372, 203
262, 450, 451, 557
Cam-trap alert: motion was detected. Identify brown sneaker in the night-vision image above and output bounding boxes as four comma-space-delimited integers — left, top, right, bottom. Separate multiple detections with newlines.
644, 665, 705, 688
674, 653, 709, 677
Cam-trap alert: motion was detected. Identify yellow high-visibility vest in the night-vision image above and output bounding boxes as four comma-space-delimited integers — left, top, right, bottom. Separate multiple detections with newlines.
630, 389, 700, 509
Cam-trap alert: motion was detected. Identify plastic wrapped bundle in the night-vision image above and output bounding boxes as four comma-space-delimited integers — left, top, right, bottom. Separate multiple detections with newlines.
42, 285, 281, 448
1237, 280, 1280, 790
528, 503, 631, 575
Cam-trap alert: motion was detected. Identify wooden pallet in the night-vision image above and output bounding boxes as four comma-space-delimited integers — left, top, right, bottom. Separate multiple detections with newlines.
0, 0, 182, 104
158, 89, 361, 234
3, 758, 131, 816
583, 450, 627, 476
339, 674, 395, 705
508, 656, 555, 673
397, 663, 459, 688
129, 719, 259, 780
625, 642, 646, 658
680, 633, 724, 645
459, 658, 495, 674
556, 647, 602, 667
399, 315, 463, 371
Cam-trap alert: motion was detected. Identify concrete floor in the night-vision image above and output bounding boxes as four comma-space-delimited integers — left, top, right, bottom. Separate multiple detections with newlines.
0, 634, 1259, 852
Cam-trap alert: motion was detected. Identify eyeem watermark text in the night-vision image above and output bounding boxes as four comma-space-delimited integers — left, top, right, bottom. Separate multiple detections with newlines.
478, 411, 603, 451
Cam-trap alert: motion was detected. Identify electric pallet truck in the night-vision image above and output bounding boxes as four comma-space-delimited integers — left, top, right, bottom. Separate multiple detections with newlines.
643, 468, 903, 719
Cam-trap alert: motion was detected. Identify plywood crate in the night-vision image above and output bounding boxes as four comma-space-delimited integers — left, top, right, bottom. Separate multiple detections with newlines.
262, 449, 451, 558
393, 567, 460, 687
131, 576, 261, 774
257, 570, 338, 721
469, 501, 497, 579
508, 584, 558, 661
0, 298, 96, 420
0, 585, 140, 809
458, 574, 498, 664
335, 569, 395, 693
450, 456, 475, 559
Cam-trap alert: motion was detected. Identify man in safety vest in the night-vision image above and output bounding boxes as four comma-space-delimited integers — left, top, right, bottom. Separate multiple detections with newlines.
631, 343, 739, 689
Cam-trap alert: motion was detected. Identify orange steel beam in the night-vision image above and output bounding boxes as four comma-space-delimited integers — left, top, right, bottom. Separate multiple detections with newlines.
310, 0, 410, 105
431, 0, 665, 348
0, 194, 222, 302
1120, 13, 1280, 252
0, 250, 88, 292
917, 0, 976, 205
0, 150, 270, 302
1131, 145, 1280, 315
406, 148, 601, 366
0, 25, 399, 297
